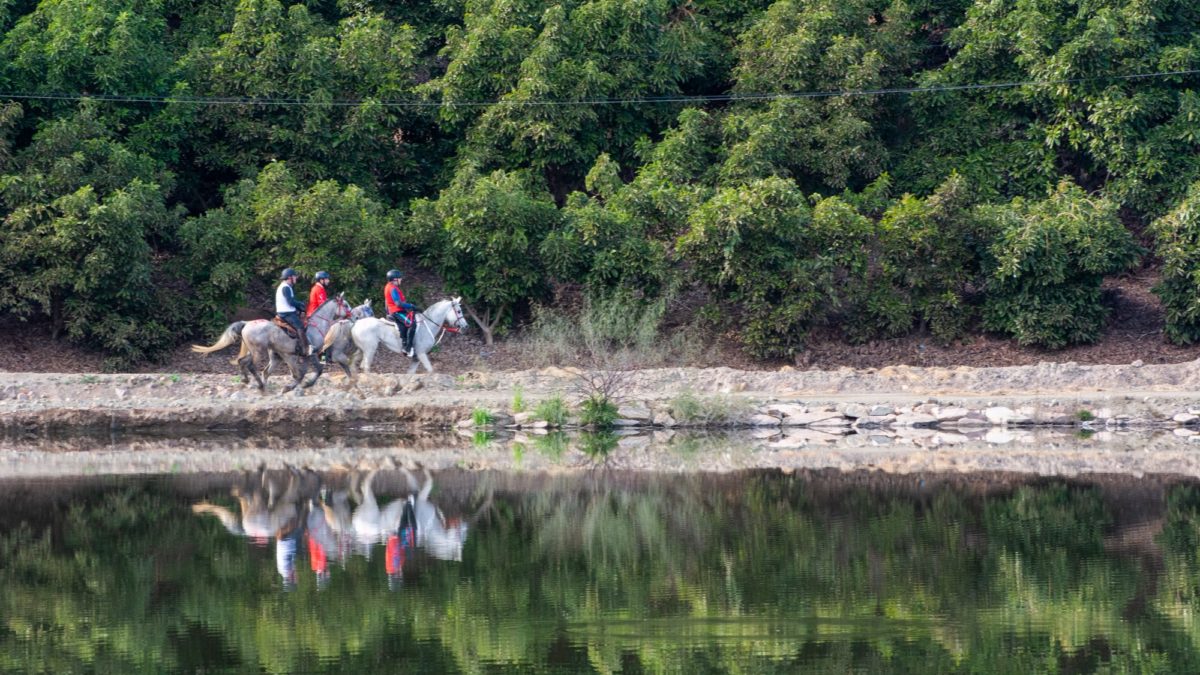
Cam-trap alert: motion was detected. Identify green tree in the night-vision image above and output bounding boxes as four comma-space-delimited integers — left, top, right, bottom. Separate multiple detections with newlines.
980, 181, 1141, 348
678, 177, 875, 357
408, 164, 560, 344
0, 104, 180, 368
180, 161, 400, 327
1152, 181, 1200, 344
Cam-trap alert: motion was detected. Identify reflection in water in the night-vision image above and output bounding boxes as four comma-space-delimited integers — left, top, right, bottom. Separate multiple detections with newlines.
191, 466, 468, 590
7, 469, 1200, 672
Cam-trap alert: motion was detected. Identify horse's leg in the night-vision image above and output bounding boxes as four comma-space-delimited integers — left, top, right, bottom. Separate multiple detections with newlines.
360, 340, 377, 374
239, 350, 264, 390
302, 355, 323, 389
416, 352, 434, 374
281, 354, 304, 393
407, 357, 420, 375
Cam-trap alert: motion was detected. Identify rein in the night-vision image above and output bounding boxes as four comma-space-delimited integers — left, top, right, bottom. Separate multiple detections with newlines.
416, 301, 465, 349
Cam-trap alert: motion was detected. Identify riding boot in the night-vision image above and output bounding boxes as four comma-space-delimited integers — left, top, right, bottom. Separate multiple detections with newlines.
405, 323, 416, 357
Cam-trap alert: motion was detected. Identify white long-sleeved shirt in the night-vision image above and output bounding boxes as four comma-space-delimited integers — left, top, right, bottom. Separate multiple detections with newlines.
275, 281, 299, 313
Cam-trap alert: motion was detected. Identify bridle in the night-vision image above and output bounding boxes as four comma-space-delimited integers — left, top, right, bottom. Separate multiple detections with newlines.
417, 299, 467, 349
307, 295, 349, 335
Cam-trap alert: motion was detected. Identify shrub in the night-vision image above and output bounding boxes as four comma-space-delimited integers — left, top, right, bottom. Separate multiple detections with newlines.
534, 394, 568, 427
511, 385, 526, 413
979, 181, 1141, 349
1153, 182, 1200, 344
580, 395, 619, 429
471, 407, 494, 426
668, 390, 751, 426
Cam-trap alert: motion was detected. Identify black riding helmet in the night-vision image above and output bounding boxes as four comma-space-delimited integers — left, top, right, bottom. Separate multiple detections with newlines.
280, 268, 298, 279
386, 269, 403, 280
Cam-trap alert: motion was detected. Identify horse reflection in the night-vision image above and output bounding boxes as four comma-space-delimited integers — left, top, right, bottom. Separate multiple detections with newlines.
193, 466, 475, 589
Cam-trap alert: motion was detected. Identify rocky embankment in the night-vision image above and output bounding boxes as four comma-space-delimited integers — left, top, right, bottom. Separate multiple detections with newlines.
4, 359, 1200, 433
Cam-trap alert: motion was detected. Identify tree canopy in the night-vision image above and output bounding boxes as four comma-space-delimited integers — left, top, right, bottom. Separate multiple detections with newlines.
0, 0, 1198, 365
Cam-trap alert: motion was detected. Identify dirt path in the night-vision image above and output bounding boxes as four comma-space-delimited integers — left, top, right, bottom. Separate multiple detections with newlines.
5, 358, 1200, 431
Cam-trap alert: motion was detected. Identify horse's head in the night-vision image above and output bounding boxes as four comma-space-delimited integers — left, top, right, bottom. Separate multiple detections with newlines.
333, 292, 350, 319
450, 297, 469, 331
351, 298, 373, 320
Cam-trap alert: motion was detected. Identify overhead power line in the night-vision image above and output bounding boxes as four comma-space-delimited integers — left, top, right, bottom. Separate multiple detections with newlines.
0, 68, 1196, 109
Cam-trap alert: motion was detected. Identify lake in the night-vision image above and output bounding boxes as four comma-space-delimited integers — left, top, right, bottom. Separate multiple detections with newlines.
3, 459, 1199, 673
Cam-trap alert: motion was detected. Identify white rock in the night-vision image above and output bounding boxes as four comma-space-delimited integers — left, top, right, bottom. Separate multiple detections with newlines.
617, 404, 652, 421
840, 403, 869, 418
1174, 427, 1197, 437
1174, 413, 1198, 424
611, 419, 642, 427
513, 412, 534, 424
984, 406, 1029, 425
809, 416, 852, 428
869, 405, 894, 416
933, 406, 970, 422
745, 413, 782, 427
894, 413, 937, 427
780, 410, 841, 426
764, 403, 808, 418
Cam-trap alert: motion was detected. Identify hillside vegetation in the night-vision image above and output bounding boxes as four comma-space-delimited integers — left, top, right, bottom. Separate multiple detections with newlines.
1, 0, 1199, 368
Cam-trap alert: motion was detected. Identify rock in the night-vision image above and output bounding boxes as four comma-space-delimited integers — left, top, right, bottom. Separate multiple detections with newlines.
1132, 359, 1144, 367
780, 410, 841, 426
777, 365, 794, 372
513, 412, 534, 425
745, 413, 782, 427
933, 406, 970, 422
652, 411, 677, 427
114, 388, 127, 399
894, 413, 937, 427
854, 415, 895, 429
1174, 427, 1196, 437
530, 419, 549, 429
456, 419, 475, 429
612, 418, 642, 427
984, 406, 1014, 423
809, 416, 852, 428
868, 435, 894, 446
840, 403, 869, 418
1174, 413, 1198, 424
869, 405, 894, 417
953, 413, 990, 428
617, 404, 652, 421
401, 380, 423, 393
764, 403, 807, 418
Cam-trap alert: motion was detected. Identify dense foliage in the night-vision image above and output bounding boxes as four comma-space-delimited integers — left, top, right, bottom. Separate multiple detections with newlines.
0, 0, 1198, 365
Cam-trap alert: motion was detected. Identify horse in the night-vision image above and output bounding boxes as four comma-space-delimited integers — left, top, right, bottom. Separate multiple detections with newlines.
351, 297, 470, 374
262, 298, 373, 383
318, 300, 375, 382
190, 295, 361, 392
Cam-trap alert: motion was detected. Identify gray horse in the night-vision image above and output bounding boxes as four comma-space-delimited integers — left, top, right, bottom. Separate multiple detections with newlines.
191, 295, 359, 392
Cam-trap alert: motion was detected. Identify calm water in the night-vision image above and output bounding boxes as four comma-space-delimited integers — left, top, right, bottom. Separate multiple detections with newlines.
2, 467, 1199, 673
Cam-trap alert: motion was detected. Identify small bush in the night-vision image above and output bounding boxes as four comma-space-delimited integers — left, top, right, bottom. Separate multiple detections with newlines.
511, 385, 526, 413
669, 390, 751, 426
580, 395, 619, 428
1076, 410, 1094, 422
471, 407, 494, 426
534, 394, 568, 426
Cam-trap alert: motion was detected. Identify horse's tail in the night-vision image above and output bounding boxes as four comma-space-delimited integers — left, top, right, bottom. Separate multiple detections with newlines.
191, 321, 247, 355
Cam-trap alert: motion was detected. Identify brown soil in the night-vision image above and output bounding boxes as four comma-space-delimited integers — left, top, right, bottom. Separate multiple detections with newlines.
3, 266, 1195, 375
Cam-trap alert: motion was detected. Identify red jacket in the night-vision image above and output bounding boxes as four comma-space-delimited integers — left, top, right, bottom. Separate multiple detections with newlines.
306, 283, 327, 317
384, 282, 412, 316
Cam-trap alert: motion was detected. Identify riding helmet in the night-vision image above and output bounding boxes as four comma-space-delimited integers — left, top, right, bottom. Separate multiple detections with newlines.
280, 268, 298, 279
314, 270, 331, 281
386, 269, 403, 280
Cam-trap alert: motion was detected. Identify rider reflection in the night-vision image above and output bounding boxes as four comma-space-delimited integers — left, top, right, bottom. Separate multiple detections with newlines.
386, 496, 419, 591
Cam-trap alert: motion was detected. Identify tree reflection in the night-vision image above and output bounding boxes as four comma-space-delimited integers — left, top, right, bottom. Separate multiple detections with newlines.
4, 471, 1200, 672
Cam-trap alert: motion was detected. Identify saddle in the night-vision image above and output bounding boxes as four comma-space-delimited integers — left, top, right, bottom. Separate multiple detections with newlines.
272, 316, 298, 338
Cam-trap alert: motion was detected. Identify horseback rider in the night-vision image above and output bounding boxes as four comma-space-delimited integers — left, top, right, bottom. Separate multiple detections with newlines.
383, 269, 417, 357
307, 271, 332, 363
307, 271, 331, 317
276, 268, 310, 355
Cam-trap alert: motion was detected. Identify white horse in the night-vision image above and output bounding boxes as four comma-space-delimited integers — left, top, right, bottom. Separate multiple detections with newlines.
352, 297, 470, 374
